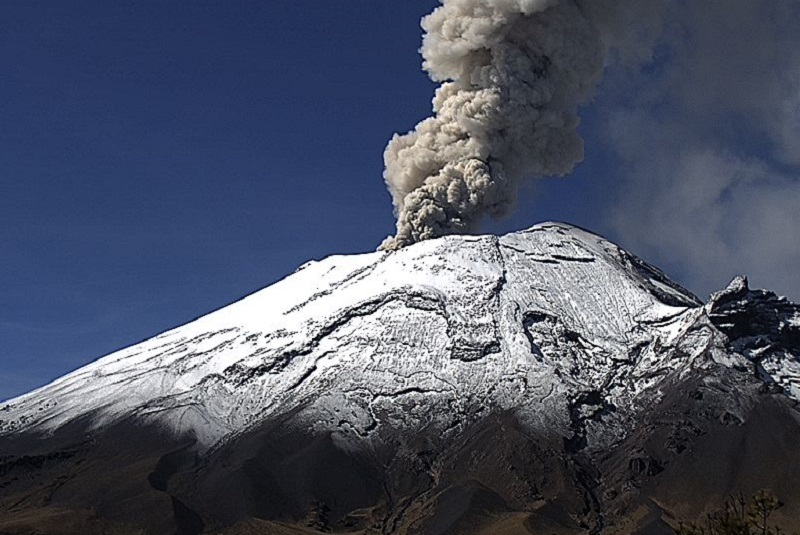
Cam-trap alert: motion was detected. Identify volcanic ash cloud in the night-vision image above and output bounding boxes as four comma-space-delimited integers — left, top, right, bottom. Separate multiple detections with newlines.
380, 0, 606, 250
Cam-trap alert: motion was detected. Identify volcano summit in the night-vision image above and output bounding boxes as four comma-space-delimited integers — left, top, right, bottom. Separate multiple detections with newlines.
1, 223, 800, 534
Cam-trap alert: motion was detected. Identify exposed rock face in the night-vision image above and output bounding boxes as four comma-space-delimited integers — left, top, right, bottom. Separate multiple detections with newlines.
1, 223, 799, 534
707, 275, 800, 399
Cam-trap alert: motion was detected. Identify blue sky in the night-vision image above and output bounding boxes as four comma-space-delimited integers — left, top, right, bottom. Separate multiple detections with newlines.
2, 1, 799, 400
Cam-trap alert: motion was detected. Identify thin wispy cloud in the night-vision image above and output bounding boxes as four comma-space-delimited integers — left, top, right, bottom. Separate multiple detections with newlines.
596, 0, 800, 299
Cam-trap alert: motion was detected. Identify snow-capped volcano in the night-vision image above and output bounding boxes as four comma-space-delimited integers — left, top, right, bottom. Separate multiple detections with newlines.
0, 223, 713, 444
1, 223, 799, 535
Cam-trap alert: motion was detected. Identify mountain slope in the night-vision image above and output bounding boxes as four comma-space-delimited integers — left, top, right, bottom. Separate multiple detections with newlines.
1, 222, 799, 535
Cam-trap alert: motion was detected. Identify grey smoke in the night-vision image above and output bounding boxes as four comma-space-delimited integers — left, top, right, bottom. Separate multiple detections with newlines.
380, 0, 607, 250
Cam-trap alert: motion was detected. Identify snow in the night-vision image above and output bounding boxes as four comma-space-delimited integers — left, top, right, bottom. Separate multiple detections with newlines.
1, 222, 797, 449
651, 279, 693, 302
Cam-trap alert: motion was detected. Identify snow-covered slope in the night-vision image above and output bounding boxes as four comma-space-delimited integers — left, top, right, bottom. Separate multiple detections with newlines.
1, 223, 797, 450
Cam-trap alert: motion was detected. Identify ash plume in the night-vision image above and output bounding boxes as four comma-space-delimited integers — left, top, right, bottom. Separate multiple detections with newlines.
380, 0, 610, 250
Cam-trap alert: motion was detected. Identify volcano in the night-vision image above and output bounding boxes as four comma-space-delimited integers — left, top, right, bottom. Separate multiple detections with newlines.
1, 223, 799, 534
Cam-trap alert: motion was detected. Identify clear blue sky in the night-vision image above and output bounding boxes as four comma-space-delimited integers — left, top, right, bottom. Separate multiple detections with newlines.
2, 1, 798, 400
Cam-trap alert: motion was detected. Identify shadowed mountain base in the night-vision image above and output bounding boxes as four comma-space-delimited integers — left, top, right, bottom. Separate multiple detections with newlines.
2, 372, 800, 535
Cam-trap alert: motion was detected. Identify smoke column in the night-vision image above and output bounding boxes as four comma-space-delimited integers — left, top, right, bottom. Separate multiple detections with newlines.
380, 0, 608, 250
